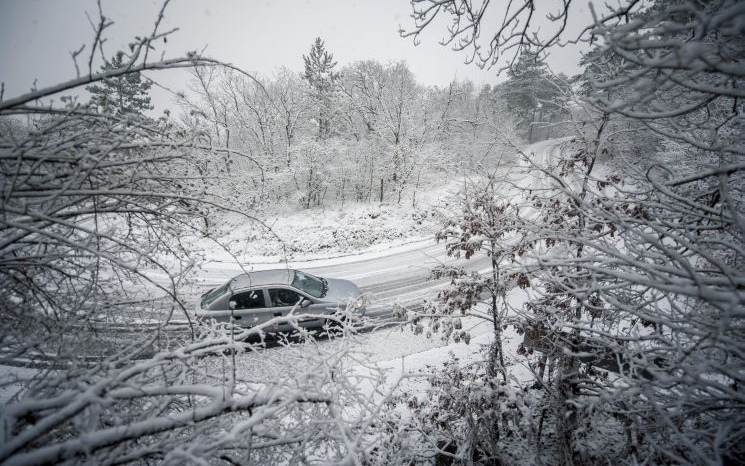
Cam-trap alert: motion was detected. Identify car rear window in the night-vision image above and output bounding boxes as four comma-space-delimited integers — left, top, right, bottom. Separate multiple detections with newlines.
201, 282, 230, 308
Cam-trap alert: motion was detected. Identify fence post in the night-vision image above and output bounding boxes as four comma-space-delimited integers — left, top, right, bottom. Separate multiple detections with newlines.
379, 178, 384, 203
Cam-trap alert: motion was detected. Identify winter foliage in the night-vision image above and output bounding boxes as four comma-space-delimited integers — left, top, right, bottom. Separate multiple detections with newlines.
396, 0, 745, 464
1, 0, 744, 464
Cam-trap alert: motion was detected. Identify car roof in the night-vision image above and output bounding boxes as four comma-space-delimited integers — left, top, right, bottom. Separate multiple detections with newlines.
230, 269, 293, 291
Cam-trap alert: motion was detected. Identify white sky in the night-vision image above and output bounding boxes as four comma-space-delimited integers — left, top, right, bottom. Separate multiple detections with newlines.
1, 0, 589, 112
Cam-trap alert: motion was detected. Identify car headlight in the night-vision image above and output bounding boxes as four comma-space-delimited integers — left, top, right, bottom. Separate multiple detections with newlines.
354, 297, 365, 309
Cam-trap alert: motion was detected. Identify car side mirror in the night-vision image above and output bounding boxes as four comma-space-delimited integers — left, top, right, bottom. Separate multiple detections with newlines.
229, 300, 237, 310
300, 298, 312, 308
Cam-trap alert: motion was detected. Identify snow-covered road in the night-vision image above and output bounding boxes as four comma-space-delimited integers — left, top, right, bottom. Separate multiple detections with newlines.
257, 239, 492, 318
186, 237, 492, 321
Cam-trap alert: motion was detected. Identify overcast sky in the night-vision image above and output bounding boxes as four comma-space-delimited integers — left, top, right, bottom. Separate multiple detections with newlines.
1, 0, 589, 112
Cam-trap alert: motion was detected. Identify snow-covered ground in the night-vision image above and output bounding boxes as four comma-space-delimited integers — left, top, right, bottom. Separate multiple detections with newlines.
192, 176, 466, 266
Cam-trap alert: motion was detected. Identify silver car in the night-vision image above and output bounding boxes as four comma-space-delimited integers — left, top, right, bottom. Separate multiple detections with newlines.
195, 269, 366, 332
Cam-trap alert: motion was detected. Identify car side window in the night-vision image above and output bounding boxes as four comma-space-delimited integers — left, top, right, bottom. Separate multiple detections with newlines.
268, 288, 302, 307
231, 290, 266, 310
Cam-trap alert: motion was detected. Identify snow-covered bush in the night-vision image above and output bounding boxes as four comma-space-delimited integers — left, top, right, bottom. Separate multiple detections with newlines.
402, 0, 745, 463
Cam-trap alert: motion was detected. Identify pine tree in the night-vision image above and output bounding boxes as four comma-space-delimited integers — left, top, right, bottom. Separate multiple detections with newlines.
87, 51, 154, 116
496, 51, 569, 141
303, 37, 337, 139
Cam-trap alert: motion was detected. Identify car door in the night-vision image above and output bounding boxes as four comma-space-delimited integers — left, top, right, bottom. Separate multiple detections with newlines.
202, 288, 269, 327
223, 288, 275, 328
267, 287, 329, 330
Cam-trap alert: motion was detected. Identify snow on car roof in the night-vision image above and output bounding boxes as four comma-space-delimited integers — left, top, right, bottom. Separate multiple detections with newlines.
230, 269, 293, 290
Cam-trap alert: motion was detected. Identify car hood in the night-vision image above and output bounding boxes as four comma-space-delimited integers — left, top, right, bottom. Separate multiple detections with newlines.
322, 278, 363, 303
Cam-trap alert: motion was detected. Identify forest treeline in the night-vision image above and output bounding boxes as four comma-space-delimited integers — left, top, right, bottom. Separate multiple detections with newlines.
177, 42, 572, 209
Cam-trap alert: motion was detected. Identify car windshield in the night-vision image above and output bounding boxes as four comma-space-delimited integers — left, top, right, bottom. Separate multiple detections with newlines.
291, 270, 327, 298
201, 281, 230, 307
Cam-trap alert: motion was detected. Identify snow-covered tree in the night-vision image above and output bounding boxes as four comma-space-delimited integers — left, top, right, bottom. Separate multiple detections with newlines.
0, 7, 387, 464
494, 51, 571, 141
87, 50, 154, 116
402, 0, 745, 463
336, 60, 441, 203
432, 175, 527, 380
303, 37, 338, 140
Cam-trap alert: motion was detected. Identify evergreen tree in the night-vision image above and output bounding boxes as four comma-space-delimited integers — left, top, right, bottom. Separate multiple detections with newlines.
303, 37, 337, 139
87, 51, 154, 116
496, 51, 569, 141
